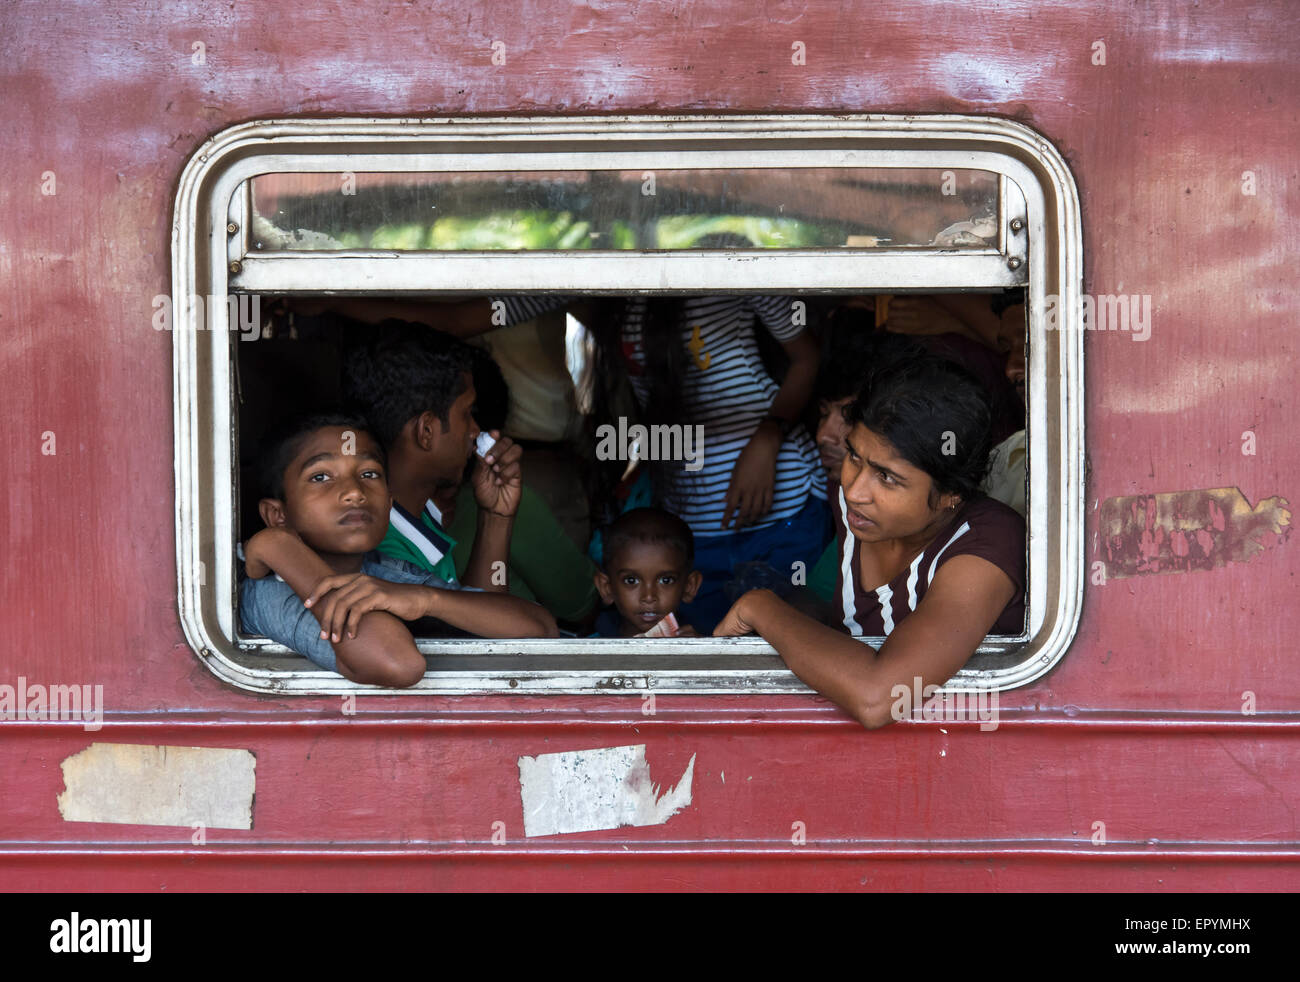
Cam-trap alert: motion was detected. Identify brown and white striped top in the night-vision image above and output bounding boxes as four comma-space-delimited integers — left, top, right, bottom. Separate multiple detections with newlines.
834, 490, 1026, 637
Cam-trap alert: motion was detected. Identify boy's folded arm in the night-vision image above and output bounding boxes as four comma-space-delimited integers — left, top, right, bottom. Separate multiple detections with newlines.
243, 529, 425, 683
427, 588, 559, 639
243, 528, 323, 589
328, 611, 426, 686
301, 568, 558, 642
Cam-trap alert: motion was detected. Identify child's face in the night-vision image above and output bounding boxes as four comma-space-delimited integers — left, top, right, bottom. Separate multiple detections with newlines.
260, 426, 391, 558
595, 540, 702, 636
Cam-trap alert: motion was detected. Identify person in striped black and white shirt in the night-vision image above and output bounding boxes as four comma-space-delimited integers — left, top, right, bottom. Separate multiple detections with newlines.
713, 349, 1026, 728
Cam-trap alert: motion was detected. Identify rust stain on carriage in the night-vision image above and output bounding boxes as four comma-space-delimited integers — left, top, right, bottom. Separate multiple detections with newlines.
1099, 487, 1291, 578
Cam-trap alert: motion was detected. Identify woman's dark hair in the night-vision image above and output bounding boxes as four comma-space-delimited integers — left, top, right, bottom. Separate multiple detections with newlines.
848, 343, 993, 503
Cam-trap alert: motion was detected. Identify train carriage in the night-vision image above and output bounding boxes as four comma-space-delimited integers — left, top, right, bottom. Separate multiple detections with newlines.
2, 0, 1297, 892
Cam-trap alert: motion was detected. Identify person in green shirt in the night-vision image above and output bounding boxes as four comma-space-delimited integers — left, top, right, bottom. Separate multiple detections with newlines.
440, 349, 599, 629
341, 321, 522, 594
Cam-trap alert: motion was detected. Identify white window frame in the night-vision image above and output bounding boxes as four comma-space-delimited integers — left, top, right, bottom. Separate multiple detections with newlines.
172, 114, 1083, 697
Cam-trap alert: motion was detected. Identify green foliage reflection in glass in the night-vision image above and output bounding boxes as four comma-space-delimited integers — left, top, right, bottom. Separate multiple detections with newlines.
340, 212, 830, 250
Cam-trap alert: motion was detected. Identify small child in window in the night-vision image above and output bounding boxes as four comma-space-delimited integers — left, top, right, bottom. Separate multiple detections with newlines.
240, 412, 557, 686
591, 508, 702, 638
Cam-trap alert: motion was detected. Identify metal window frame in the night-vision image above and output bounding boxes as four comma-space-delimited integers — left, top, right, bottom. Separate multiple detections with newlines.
172, 114, 1082, 697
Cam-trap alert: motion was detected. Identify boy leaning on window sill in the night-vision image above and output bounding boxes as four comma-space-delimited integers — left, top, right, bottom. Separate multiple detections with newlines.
240, 413, 557, 687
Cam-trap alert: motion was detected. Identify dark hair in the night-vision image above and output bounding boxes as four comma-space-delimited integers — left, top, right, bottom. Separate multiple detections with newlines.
848, 348, 992, 503
259, 411, 381, 500
601, 507, 695, 572
468, 345, 510, 433
817, 304, 885, 403
340, 319, 474, 449
586, 297, 691, 506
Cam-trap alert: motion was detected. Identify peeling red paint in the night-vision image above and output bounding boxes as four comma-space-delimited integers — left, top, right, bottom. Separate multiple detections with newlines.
1100, 488, 1291, 578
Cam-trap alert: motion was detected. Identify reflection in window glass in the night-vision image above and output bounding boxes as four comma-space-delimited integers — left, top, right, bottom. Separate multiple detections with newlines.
250, 169, 1001, 252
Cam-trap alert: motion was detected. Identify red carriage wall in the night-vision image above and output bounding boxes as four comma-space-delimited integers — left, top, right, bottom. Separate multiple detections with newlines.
1, 0, 1296, 889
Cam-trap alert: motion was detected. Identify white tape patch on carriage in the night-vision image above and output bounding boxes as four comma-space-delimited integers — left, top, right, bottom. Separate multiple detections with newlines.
56, 743, 256, 830
518, 744, 696, 837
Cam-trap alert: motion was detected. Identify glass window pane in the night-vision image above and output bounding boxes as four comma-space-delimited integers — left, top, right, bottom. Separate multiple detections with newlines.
250, 168, 1000, 252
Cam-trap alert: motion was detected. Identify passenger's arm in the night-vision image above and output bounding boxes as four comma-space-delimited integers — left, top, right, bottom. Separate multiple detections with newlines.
462, 433, 522, 591
282, 297, 496, 338
767, 329, 819, 425
714, 554, 1015, 728
242, 528, 426, 686
932, 294, 1002, 349
426, 588, 559, 639
885, 296, 983, 343
721, 329, 820, 529
284, 295, 574, 338
303, 572, 559, 640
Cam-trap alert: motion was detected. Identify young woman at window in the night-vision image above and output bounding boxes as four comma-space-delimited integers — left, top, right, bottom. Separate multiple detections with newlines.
713, 350, 1025, 728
